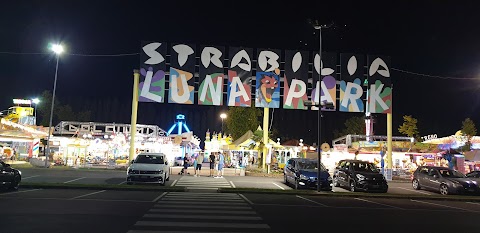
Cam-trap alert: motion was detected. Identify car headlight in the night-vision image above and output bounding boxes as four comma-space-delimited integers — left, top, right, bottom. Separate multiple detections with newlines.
300, 174, 309, 180
17, 170, 21, 175
356, 174, 365, 181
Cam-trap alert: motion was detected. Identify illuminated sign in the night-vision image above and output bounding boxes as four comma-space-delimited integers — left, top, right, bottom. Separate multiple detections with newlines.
140, 42, 392, 114
13, 99, 32, 105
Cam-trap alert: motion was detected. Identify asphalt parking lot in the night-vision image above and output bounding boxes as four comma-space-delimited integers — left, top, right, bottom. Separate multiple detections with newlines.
18, 167, 444, 196
1, 188, 479, 233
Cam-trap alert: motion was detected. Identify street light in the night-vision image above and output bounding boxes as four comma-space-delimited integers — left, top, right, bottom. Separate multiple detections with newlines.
220, 113, 227, 132
308, 21, 334, 192
44, 43, 63, 168
32, 98, 40, 125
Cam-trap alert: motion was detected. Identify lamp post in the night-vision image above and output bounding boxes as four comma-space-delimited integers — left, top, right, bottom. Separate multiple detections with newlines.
220, 113, 227, 133
309, 21, 334, 192
44, 43, 63, 168
32, 98, 40, 125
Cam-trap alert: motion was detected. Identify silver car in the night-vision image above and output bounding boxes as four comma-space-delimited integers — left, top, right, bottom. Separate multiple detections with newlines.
127, 153, 170, 185
412, 166, 479, 195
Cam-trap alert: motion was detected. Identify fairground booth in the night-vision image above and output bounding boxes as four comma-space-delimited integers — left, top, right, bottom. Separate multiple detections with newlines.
49, 118, 200, 167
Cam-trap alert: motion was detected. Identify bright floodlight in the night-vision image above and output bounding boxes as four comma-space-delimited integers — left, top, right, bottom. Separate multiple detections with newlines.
51, 44, 64, 54
32, 98, 40, 104
220, 113, 227, 119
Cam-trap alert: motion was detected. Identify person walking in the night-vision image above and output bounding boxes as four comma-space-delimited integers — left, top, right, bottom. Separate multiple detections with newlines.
216, 152, 225, 178
195, 152, 204, 177
209, 152, 216, 177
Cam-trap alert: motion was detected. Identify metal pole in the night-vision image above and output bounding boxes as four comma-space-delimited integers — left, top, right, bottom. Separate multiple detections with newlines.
221, 118, 224, 133
262, 107, 269, 170
129, 70, 140, 164
317, 27, 322, 192
386, 113, 393, 181
45, 55, 60, 168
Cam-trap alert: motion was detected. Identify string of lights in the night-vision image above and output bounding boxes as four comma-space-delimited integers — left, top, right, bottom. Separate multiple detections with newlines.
0, 51, 476, 80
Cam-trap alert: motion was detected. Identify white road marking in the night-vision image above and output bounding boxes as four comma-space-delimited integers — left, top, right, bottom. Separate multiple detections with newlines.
152, 192, 168, 202
70, 190, 106, 199
0, 188, 41, 195
272, 182, 285, 190
354, 198, 404, 210
411, 199, 477, 212
229, 181, 236, 188
467, 202, 480, 206
149, 209, 256, 214
170, 180, 178, 186
153, 204, 251, 210
21, 175, 39, 180
143, 214, 262, 220
296, 195, 328, 207
63, 177, 86, 184
118, 181, 126, 185
395, 187, 432, 195
238, 193, 254, 205
135, 221, 269, 229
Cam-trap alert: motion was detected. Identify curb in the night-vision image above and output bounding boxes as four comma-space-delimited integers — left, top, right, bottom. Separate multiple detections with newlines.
217, 188, 480, 202
20, 182, 187, 192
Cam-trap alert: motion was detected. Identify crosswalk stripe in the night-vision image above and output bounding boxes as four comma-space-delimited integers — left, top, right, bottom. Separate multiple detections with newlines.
143, 214, 262, 220
156, 201, 248, 206
127, 191, 270, 232
128, 231, 247, 233
135, 221, 270, 229
153, 205, 252, 210
149, 209, 257, 214
160, 198, 245, 202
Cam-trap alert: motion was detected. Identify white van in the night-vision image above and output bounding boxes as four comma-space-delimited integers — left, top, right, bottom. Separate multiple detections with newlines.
126, 153, 170, 185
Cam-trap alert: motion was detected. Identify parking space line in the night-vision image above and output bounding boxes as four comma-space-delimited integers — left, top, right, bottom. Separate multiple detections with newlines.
296, 195, 328, 207
70, 190, 106, 199
153, 192, 168, 202
354, 198, 404, 210
0, 189, 41, 195
238, 194, 253, 205
411, 199, 477, 212
22, 175, 39, 180
229, 181, 236, 188
467, 202, 480, 206
272, 182, 285, 190
395, 187, 432, 195
118, 181, 126, 185
170, 180, 178, 187
63, 177, 86, 184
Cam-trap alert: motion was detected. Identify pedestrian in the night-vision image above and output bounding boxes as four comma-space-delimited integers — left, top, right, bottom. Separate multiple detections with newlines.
195, 152, 204, 177
209, 152, 216, 177
181, 153, 190, 175
216, 151, 225, 178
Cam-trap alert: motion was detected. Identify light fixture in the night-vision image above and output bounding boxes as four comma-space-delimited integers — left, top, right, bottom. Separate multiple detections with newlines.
50, 44, 64, 54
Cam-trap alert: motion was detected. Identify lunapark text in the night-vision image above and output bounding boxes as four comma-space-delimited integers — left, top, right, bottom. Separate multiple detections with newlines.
139, 42, 392, 114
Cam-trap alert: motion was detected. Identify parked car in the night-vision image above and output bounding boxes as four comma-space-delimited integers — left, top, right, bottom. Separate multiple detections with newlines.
126, 153, 170, 185
174, 156, 184, 166
284, 158, 332, 190
412, 166, 479, 195
466, 171, 480, 179
332, 159, 388, 193
0, 161, 21, 190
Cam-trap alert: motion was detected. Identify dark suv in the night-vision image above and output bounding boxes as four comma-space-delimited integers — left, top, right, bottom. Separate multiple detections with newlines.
412, 166, 478, 195
332, 159, 388, 193
284, 158, 332, 190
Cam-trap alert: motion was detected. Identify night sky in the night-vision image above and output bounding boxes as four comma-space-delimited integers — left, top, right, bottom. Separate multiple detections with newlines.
1, 1, 480, 145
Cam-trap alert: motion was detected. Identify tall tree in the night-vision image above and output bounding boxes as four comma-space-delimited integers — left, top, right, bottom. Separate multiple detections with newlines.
342, 116, 366, 135
398, 115, 419, 139
37, 90, 61, 126
225, 106, 261, 140
461, 118, 477, 151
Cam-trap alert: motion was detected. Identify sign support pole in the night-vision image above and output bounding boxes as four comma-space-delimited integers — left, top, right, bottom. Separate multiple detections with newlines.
386, 113, 393, 181
262, 107, 269, 171
129, 70, 140, 164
